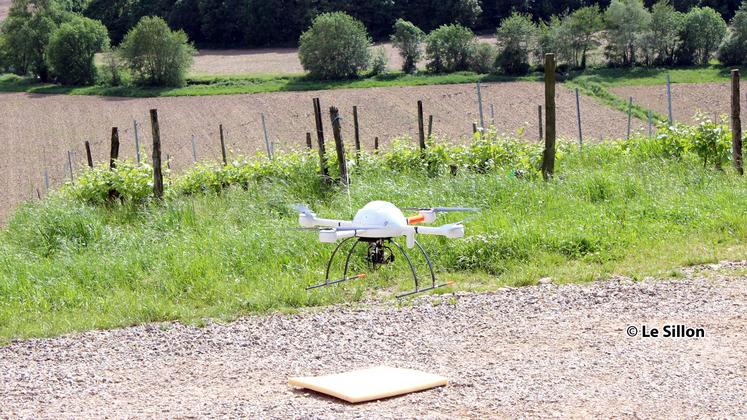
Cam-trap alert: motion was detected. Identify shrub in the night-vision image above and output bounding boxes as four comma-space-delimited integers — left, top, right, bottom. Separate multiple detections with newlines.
496, 13, 536, 75
425, 24, 475, 73
565, 5, 604, 68
119, 16, 195, 87
647, 0, 684, 65
678, 7, 727, 65
0, 1, 63, 81
390, 19, 424, 74
691, 115, 731, 169
604, 0, 651, 66
369, 46, 388, 75
46, 16, 109, 85
298, 12, 372, 80
718, 1, 747, 65
468, 43, 496, 74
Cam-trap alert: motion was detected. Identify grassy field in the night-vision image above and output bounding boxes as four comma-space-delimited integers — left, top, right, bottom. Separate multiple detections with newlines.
0, 71, 539, 97
2, 64, 742, 98
1, 135, 745, 342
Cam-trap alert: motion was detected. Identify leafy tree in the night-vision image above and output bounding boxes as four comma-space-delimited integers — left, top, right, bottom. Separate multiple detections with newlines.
678, 6, 727, 64
390, 18, 425, 74
604, 0, 652, 66
119, 16, 195, 86
298, 12, 372, 79
647, 0, 685, 65
536, 16, 573, 67
46, 15, 109, 85
0, 0, 66, 80
468, 42, 497, 73
718, 1, 747, 65
565, 5, 604, 68
84, 0, 138, 45
495, 12, 536, 75
197, 0, 248, 46
369, 46, 389, 75
425, 24, 475, 73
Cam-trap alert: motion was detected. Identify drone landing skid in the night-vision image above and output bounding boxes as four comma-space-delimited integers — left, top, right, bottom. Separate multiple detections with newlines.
306, 237, 452, 298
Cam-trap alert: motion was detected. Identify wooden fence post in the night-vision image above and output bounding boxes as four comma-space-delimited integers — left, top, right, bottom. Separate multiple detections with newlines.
732, 69, 743, 175
110, 127, 120, 170
374, 136, 379, 153
150, 109, 163, 199
306, 132, 313, 149
329, 106, 348, 186
353, 106, 361, 160
219, 124, 227, 165
427, 115, 433, 139
417, 100, 426, 150
85, 141, 93, 167
538, 105, 543, 142
542, 53, 556, 181
313, 98, 329, 181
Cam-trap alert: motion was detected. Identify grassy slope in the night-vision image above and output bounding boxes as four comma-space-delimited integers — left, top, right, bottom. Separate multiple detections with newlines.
1, 144, 746, 342
0, 72, 539, 97
2, 64, 742, 98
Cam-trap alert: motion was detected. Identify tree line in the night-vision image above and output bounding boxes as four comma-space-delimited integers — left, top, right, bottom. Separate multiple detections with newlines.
1, 0, 745, 87
78, 0, 747, 47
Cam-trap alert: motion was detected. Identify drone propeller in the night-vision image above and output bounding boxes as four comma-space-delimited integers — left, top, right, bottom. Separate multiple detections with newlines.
291, 203, 315, 216
403, 206, 479, 212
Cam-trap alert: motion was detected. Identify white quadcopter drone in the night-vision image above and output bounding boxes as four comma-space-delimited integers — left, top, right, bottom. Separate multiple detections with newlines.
294, 201, 476, 298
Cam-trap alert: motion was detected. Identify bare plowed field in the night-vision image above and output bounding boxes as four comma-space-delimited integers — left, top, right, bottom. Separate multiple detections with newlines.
191, 36, 496, 75
0, 82, 642, 223
0, 0, 8, 20
611, 82, 747, 125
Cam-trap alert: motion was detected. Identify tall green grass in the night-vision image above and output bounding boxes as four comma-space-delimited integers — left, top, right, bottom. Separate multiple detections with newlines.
1, 136, 746, 342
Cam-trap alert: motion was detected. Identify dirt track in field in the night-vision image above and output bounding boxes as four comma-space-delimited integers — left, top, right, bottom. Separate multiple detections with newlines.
2, 261, 746, 418
0, 82, 643, 222
0, 0, 8, 20
611, 82, 747, 125
191, 36, 496, 75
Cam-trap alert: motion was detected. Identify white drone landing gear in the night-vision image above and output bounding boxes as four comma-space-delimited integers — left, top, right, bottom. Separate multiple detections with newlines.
306, 236, 453, 298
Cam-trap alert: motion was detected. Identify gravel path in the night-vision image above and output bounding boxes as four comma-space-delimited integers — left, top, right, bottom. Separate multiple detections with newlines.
2, 261, 746, 418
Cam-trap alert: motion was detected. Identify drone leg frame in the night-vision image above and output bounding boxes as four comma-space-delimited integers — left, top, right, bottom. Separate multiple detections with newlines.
391, 239, 453, 298
306, 237, 361, 291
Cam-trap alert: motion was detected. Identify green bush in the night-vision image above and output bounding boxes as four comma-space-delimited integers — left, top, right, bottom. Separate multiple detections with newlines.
495, 13, 536, 75
119, 16, 195, 87
604, 0, 651, 66
468, 43, 496, 74
390, 19, 425, 74
298, 12, 372, 80
718, 1, 747, 65
678, 7, 727, 65
425, 24, 475, 73
65, 160, 160, 205
647, 0, 684, 65
369, 46, 388, 75
0, 1, 63, 81
46, 16, 109, 85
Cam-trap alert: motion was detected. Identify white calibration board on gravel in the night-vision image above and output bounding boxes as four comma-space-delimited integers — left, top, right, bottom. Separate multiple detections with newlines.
288, 366, 448, 403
